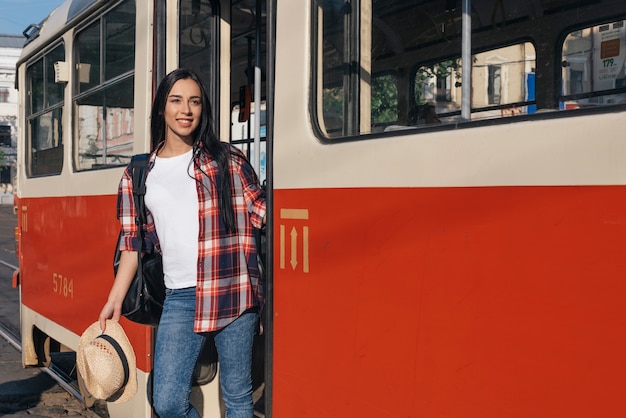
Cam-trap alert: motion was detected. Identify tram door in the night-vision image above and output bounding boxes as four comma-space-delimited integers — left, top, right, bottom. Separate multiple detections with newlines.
175, 1, 268, 416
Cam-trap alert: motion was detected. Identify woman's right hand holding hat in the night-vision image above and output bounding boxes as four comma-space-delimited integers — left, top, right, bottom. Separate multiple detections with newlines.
99, 250, 140, 332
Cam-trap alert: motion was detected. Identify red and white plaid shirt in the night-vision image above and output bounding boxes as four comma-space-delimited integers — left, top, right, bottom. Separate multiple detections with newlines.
117, 143, 266, 332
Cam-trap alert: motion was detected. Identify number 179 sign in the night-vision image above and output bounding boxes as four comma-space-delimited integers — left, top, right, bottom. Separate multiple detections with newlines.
596, 23, 625, 83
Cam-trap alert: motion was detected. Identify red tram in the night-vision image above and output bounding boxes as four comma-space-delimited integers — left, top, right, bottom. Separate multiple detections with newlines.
14, 0, 626, 416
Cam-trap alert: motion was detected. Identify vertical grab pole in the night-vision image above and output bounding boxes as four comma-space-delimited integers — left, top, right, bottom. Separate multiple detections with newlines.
461, 0, 471, 121
253, 0, 263, 174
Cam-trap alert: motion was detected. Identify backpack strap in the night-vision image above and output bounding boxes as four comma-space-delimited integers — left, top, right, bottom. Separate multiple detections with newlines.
129, 154, 150, 278
130, 153, 150, 226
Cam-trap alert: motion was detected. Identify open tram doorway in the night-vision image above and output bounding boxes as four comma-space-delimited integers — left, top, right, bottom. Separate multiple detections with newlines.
177, 1, 269, 416
177, 0, 267, 180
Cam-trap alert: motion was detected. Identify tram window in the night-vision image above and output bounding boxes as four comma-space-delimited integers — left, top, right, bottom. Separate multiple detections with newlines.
75, 77, 135, 168
315, 2, 539, 137
105, 1, 136, 80
315, 0, 353, 137
28, 45, 65, 115
25, 43, 65, 177
313, 0, 626, 140
73, 0, 136, 170
314, 0, 468, 137
30, 60, 43, 112
560, 20, 626, 109
75, 22, 101, 94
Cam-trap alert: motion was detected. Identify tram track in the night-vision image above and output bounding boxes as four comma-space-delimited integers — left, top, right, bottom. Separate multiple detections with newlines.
0, 259, 17, 270
0, 316, 84, 402
0, 258, 84, 403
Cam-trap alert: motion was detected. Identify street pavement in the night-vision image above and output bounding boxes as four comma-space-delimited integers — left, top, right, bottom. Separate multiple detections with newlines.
0, 204, 109, 417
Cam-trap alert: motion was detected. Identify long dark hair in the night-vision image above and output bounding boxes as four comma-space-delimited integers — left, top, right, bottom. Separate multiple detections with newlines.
150, 69, 236, 232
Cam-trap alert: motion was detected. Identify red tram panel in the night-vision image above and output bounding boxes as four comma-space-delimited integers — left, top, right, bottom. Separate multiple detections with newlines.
273, 185, 626, 417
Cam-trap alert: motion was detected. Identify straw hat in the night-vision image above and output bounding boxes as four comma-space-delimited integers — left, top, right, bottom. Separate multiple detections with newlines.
76, 320, 137, 403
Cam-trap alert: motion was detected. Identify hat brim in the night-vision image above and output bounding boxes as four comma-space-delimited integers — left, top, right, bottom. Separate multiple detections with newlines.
77, 320, 137, 404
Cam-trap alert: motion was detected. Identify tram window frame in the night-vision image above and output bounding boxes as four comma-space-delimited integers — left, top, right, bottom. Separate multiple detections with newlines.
72, 0, 136, 171
25, 42, 65, 178
311, 0, 626, 142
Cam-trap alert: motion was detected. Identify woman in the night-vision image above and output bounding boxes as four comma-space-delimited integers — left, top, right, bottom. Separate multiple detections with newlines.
99, 68, 266, 418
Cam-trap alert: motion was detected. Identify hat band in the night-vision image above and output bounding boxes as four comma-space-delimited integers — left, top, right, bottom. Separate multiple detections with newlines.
97, 334, 130, 390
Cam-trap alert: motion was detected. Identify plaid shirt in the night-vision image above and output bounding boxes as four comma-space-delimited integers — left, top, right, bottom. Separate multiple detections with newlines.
117, 143, 266, 332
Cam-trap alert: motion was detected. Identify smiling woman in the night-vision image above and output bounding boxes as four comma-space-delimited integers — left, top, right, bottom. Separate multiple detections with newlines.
98, 68, 266, 418
161, 78, 202, 150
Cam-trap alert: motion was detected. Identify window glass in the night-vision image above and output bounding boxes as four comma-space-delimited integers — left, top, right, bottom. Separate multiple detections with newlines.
413, 60, 461, 125
28, 44, 65, 115
412, 43, 536, 125
561, 20, 626, 109
105, 1, 136, 80
73, 0, 136, 170
26, 43, 65, 177
227, 0, 268, 181
371, 74, 398, 127
46, 45, 65, 107
317, 0, 350, 137
29, 108, 64, 176
76, 22, 101, 93
75, 77, 135, 168
29, 59, 44, 115
179, 0, 217, 102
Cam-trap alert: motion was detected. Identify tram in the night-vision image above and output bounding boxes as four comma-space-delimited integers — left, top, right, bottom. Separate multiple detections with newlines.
13, 0, 626, 417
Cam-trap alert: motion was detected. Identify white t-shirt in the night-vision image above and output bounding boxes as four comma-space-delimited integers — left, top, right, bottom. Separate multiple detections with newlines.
145, 149, 199, 289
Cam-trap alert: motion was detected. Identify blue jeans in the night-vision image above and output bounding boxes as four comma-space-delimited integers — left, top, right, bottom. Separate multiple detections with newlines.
152, 287, 258, 418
